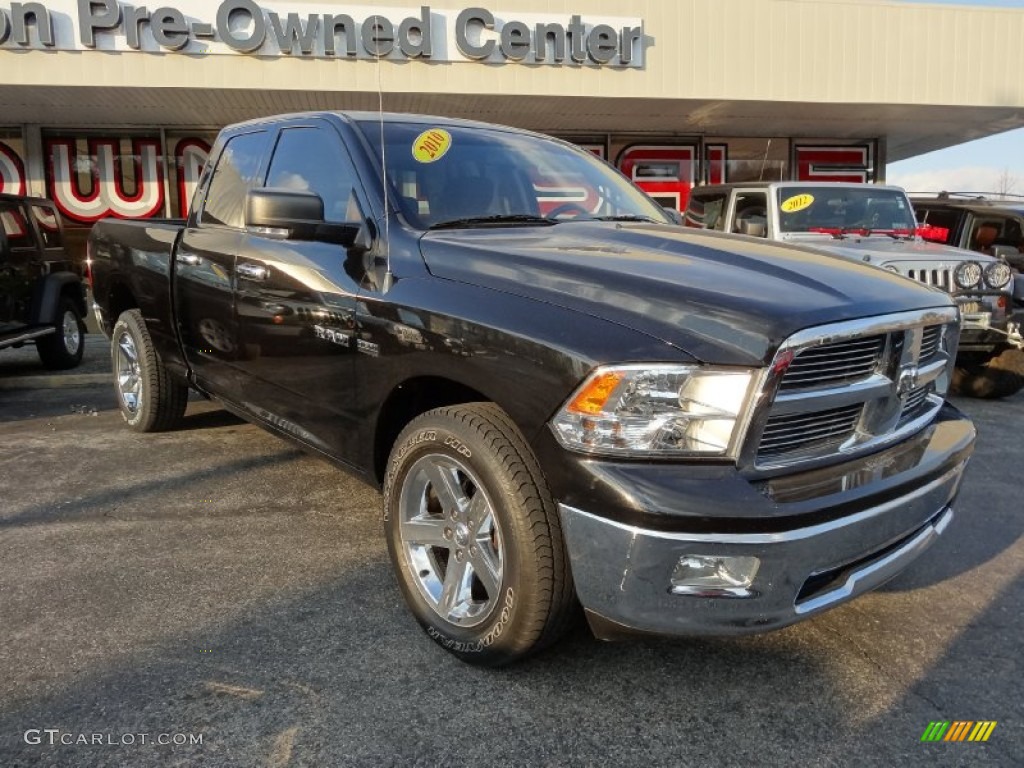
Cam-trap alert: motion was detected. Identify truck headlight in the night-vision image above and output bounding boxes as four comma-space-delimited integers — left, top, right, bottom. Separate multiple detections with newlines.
984, 261, 1012, 290
954, 261, 983, 290
551, 365, 756, 458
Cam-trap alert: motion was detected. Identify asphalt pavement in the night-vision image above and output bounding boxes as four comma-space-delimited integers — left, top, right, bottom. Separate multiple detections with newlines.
0, 339, 1021, 767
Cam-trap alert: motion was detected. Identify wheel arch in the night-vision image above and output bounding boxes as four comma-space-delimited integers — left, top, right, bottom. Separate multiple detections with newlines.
29, 272, 85, 325
373, 376, 493, 486
106, 278, 140, 324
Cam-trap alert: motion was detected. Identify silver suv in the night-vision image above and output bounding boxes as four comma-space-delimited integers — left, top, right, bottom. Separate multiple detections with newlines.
684, 182, 1023, 398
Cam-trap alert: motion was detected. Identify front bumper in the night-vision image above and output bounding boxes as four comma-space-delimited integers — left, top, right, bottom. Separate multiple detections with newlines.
957, 294, 1022, 351
556, 407, 975, 638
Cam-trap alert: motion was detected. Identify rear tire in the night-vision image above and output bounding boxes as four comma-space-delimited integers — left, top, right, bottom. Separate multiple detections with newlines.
111, 309, 188, 431
952, 348, 1024, 399
36, 299, 85, 370
383, 403, 577, 666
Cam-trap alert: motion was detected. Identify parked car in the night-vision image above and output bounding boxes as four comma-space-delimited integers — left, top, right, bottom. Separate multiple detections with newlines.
0, 193, 87, 369
89, 112, 975, 665
685, 182, 1024, 398
910, 193, 1024, 272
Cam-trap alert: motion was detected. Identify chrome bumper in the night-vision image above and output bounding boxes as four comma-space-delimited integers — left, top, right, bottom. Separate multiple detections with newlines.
91, 301, 111, 338
559, 458, 968, 639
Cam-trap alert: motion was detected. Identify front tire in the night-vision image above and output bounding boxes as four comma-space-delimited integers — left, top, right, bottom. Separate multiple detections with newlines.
952, 348, 1024, 399
383, 403, 576, 666
111, 309, 188, 431
36, 299, 85, 370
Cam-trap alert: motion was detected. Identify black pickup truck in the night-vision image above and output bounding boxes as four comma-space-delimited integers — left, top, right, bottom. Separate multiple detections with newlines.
89, 112, 976, 665
1, 194, 87, 369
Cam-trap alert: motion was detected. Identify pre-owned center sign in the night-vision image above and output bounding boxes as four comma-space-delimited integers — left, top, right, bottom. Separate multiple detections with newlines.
0, 1, 645, 66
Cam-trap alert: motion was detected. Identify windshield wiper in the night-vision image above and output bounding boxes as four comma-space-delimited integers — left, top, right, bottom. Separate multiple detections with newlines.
882, 230, 916, 241
837, 227, 872, 238
428, 214, 557, 230
590, 215, 663, 223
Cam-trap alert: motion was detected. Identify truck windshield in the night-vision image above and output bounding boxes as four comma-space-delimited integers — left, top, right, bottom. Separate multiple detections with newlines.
777, 186, 917, 236
357, 120, 672, 230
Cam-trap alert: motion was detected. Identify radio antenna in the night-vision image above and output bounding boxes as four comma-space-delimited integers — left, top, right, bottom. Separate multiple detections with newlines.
373, 15, 393, 292
759, 138, 772, 182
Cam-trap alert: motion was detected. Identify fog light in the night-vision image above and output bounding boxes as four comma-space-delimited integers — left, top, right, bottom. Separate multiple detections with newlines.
670, 555, 760, 597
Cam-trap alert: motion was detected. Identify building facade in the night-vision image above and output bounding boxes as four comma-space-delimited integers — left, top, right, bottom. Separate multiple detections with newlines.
2, 0, 1024, 258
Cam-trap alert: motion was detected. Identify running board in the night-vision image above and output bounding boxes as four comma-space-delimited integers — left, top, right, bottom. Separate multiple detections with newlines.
0, 327, 56, 349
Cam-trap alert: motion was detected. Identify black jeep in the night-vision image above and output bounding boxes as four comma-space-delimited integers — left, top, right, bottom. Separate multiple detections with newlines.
911, 193, 1024, 272
0, 194, 87, 370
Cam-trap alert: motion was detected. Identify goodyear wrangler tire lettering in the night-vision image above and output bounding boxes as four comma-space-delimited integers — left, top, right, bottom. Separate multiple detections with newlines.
382, 403, 576, 666
444, 436, 472, 458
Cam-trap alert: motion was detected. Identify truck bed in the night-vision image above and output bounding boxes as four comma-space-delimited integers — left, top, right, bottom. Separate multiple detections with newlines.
90, 218, 186, 375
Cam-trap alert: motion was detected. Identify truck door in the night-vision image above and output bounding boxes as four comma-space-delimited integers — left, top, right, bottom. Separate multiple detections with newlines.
175, 130, 270, 397
229, 122, 364, 460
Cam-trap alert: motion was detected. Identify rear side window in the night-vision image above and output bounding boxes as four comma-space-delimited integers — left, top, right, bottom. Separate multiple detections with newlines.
0, 202, 33, 251
684, 192, 728, 229
265, 127, 360, 223
30, 204, 62, 248
915, 207, 958, 244
200, 132, 269, 228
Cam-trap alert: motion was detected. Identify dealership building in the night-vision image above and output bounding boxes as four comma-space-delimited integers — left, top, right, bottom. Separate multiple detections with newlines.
2, 0, 1024, 257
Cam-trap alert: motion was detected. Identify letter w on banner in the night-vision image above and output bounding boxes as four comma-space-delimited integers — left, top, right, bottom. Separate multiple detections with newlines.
1, 142, 29, 237
47, 137, 165, 223
0, 142, 27, 196
175, 139, 211, 217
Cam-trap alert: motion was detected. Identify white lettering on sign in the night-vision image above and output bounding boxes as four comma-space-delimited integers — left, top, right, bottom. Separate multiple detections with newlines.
0, 2, 645, 66
47, 137, 165, 222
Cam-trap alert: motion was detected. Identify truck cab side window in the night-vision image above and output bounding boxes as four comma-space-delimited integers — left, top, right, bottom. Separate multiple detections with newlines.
265, 127, 360, 223
734, 192, 768, 237
200, 131, 269, 229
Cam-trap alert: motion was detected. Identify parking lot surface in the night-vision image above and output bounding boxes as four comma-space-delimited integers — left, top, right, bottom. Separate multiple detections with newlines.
0, 338, 1021, 767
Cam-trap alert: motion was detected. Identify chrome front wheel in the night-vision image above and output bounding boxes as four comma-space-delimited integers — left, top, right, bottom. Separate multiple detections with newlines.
399, 453, 504, 628
384, 404, 577, 666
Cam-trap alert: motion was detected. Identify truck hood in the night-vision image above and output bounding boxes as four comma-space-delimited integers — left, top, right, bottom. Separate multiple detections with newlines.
419, 223, 952, 367
781, 235, 997, 266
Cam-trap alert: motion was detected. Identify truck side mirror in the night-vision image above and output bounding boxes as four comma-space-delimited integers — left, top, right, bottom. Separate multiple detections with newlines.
246, 188, 365, 248
664, 208, 684, 226
992, 245, 1018, 261
246, 188, 325, 240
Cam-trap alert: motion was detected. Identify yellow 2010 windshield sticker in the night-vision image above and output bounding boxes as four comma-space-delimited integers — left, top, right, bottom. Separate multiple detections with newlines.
780, 193, 814, 213
412, 129, 452, 163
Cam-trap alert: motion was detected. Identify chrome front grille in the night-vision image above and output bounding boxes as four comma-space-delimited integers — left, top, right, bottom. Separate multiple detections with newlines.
746, 308, 959, 471
901, 384, 933, 420
919, 325, 942, 362
907, 268, 953, 291
759, 404, 863, 459
778, 335, 885, 391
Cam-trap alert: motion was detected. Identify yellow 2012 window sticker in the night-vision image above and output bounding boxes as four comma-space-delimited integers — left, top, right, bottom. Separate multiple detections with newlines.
780, 193, 814, 213
412, 129, 452, 163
